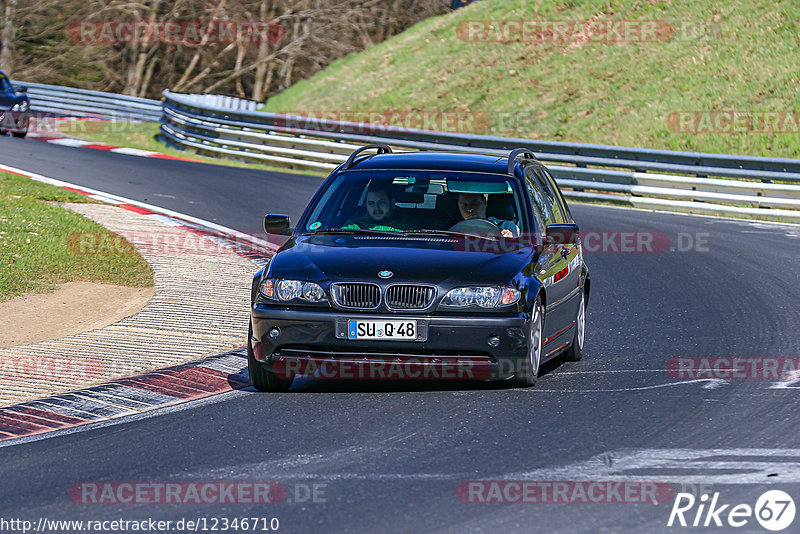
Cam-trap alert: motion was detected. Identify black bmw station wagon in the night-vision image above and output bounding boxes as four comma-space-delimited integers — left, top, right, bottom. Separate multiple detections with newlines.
249, 145, 590, 391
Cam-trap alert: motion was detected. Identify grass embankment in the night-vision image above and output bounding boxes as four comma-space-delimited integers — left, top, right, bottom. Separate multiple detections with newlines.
262, 0, 800, 158
56, 121, 327, 176
0, 172, 153, 302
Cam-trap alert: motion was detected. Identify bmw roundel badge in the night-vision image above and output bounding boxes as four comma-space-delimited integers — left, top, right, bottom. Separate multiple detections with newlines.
378, 270, 393, 279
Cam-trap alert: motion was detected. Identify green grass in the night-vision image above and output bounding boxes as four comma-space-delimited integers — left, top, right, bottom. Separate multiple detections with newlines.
57, 121, 327, 176
262, 0, 800, 158
0, 172, 154, 302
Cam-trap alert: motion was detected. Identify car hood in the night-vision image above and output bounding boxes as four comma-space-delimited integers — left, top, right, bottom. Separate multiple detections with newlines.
268, 234, 533, 286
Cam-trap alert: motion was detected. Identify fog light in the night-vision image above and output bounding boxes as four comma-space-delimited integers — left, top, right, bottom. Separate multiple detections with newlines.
488, 335, 500, 347
269, 327, 281, 340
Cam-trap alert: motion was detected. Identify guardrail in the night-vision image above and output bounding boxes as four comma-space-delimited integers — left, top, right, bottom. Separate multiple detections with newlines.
7, 80, 798, 223
171, 93, 260, 111
11, 80, 161, 122
161, 90, 800, 223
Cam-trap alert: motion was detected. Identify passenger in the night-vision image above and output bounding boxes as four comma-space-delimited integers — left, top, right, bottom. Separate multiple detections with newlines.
457, 193, 520, 238
342, 185, 409, 231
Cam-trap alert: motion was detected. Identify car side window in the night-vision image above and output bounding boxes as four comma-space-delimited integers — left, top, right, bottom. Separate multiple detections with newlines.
534, 168, 567, 224
523, 167, 549, 233
539, 167, 572, 221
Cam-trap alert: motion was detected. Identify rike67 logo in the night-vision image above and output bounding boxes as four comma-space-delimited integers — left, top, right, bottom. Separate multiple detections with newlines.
668, 490, 795, 531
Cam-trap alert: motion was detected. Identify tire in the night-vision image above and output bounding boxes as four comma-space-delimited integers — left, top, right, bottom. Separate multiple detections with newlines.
563, 291, 585, 362
12, 131, 26, 138
247, 323, 293, 392
514, 298, 543, 387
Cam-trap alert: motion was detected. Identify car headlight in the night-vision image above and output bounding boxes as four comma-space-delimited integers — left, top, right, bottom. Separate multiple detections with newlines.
259, 278, 328, 304
11, 101, 28, 112
439, 286, 521, 308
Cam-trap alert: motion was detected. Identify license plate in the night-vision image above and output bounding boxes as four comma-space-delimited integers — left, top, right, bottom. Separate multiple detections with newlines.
347, 319, 418, 340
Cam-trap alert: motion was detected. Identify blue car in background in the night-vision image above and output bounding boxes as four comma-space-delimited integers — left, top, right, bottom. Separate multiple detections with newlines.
0, 70, 29, 137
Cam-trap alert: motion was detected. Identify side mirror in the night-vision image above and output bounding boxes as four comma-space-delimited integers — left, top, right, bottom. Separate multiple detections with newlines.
545, 223, 580, 246
264, 214, 292, 236
15, 86, 27, 94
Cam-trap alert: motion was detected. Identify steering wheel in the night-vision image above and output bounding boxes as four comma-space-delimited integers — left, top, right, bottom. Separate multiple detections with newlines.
448, 218, 503, 236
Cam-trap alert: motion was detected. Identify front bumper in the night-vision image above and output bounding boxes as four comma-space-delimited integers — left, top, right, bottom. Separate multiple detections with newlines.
251, 304, 528, 381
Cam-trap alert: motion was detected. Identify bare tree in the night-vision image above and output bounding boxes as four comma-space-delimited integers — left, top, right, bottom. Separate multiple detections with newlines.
8, 0, 450, 100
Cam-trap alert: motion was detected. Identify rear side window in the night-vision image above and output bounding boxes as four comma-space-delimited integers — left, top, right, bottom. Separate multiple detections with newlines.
534, 168, 567, 224
524, 167, 549, 233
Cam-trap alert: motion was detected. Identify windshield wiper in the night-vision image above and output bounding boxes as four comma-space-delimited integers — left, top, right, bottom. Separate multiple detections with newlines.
401, 229, 496, 241
304, 229, 403, 236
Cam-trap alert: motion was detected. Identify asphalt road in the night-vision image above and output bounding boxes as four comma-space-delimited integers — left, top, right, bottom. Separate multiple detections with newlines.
1, 138, 799, 533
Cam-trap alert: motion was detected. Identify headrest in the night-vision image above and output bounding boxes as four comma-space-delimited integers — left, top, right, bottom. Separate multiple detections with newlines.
487, 194, 516, 220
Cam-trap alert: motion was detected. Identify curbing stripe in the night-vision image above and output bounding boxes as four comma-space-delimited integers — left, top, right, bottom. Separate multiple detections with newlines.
4, 405, 88, 425
120, 377, 203, 400
0, 414, 52, 434
47, 138, 92, 147
0, 410, 69, 430
68, 390, 154, 411
0, 351, 250, 442
111, 147, 159, 157
147, 153, 199, 162
27, 401, 105, 421
31, 133, 203, 163
84, 384, 178, 407
149, 370, 226, 394
83, 143, 120, 150
118, 204, 156, 215
44, 395, 136, 418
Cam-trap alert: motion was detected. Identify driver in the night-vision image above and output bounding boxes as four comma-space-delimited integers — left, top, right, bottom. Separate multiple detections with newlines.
457, 193, 520, 238
342, 185, 409, 231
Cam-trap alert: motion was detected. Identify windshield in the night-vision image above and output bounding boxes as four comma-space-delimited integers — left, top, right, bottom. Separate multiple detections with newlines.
300, 170, 531, 238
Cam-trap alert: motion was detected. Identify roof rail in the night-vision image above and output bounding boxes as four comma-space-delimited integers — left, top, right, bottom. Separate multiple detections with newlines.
507, 147, 537, 175
342, 144, 393, 171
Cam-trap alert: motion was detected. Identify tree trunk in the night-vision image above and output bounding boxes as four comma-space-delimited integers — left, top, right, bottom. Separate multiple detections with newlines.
1, 0, 18, 75
234, 43, 245, 97
174, 0, 228, 92
138, 51, 158, 98
251, 0, 272, 101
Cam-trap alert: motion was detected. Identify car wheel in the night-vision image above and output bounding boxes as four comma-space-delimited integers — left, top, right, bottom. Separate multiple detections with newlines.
563, 291, 585, 362
515, 298, 543, 387
247, 323, 293, 392
12, 131, 26, 138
